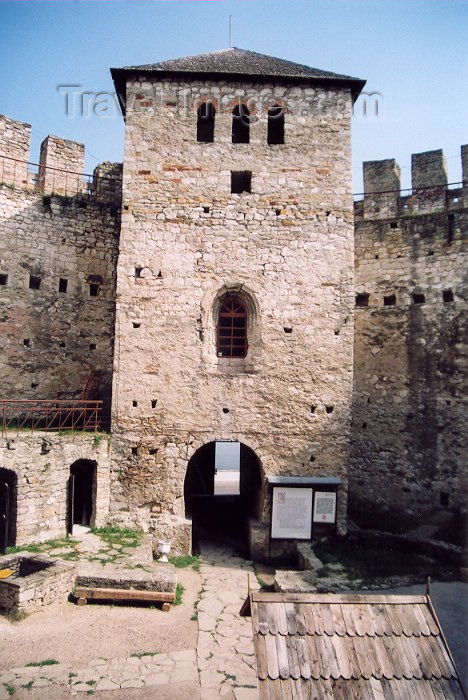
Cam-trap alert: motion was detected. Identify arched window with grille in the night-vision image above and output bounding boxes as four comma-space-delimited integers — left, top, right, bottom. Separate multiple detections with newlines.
217, 297, 248, 357
197, 102, 215, 143
267, 105, 285, 145
232, 104, 250, 144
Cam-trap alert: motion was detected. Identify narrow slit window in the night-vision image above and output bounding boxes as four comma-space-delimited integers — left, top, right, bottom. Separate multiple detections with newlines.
89, 283, 99, 297
197, 102, 215, 143
232, 104, 250, 144
217, 297, 248, 358
59, 278, 68, 293
0, 273, 7, 286
267, 106, 285, 145
412, 293, 425, 305
231, 171, 251, 194
383, 294, 396, 306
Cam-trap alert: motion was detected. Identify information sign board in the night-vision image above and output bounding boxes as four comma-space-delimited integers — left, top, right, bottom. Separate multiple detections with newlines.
271, 487, 313, 539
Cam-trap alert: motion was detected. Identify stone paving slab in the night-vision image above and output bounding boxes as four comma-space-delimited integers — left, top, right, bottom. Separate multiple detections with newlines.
0, 649, 198, 696
196, 543, 260, 698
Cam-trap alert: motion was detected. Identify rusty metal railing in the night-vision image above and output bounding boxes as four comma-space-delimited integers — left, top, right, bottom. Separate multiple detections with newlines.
0, 154, 121, 202
353, 181, 463, 203
0, 400, 103, 436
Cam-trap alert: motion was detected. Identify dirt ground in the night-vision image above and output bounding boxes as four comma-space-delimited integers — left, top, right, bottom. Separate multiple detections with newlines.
0, 567, 201, 671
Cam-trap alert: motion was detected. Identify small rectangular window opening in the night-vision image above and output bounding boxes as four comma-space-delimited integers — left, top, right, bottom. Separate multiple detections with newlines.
135, 267, 143, 278
440, 492, 449, 508
383, 294, 396, 306
412, 293, 425, 305
131, 447, 138, 456
132, 322, 141, 329
149, 448, 158, 456
132, 400, 137, 407
89, 343, 96, 350
59, 278, 68, 293
23, 338, 30, 347
29, 275, 41, 290
443, 289, 454, 303
231, 171, 251, 194
151, 400, 157, 408
356, 293, 369, 308
89, 283, 99, 297
0, 273, 8, 286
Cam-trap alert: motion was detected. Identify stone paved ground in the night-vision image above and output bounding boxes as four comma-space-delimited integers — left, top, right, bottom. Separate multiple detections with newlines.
196, 543, 260, 700
0, 540, 261, 699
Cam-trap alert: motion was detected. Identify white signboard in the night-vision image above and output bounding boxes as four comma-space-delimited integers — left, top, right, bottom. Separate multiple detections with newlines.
271, 487, 313, 539
313, 491, 337, 524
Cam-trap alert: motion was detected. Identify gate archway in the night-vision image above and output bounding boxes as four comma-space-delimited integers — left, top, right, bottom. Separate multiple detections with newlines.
184, 441, 262, 553
0, 468, 17, 553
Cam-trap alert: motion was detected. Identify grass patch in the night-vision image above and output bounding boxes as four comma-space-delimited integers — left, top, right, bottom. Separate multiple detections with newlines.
130, 651, 158, 658
169, 554, 200, 571
174, 583, 185, 606
25, 660, 59, 668
20, 681, 33, 691
314, 538, 455, 584
6, 536, 77, 556
8, 609, 28, 623
4, 685, 15, 696
90, 526, 142, 550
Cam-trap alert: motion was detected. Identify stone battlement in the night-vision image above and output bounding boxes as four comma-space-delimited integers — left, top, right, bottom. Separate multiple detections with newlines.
355, 145, 468, 219
0, 114, 122, 201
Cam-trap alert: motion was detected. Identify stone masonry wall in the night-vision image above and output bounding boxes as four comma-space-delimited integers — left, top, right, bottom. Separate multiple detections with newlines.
0, 116, 122, 410
350, 147, 467, 525
0, 433, 111, 544
110, 76, 356, 554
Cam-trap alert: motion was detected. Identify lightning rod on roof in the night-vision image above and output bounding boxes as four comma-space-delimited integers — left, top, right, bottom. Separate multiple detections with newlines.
229, 15, 232, 48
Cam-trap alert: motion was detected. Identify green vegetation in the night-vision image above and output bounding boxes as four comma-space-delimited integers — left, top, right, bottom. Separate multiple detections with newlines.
174, 583, 185, 606
20, 681, 33, 691
130, 651, 158, 659
90, 526, 142, 549
25, 660, 59, 668
8, 609, 28, 623
6, 536, 77, 557
4, 685, 15, 696
169, 554, 200, 571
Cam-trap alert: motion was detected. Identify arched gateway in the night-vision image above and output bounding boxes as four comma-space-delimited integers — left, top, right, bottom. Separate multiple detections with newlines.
184, 442, 262, 553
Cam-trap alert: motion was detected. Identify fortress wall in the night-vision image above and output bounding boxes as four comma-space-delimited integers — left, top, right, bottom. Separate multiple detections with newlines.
351, 147, 467, 525
0, 116, 122, 412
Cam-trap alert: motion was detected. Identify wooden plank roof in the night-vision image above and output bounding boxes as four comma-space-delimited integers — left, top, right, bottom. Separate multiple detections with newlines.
246, 592, 466, 700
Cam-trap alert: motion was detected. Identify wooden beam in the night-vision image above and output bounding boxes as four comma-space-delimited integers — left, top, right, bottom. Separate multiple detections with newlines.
74, 587, 175, 603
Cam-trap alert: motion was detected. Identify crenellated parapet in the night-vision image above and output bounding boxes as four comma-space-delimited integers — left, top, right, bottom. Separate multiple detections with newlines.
0, 113, 122, 202
355, 146, 467, 220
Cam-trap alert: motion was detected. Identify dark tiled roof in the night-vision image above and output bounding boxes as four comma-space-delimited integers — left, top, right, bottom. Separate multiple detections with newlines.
119, 47, 360, 83
111, 48, 365, 112
245, 592, 465, 700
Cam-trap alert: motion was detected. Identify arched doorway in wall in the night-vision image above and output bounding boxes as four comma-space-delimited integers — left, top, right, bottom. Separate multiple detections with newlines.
0, 468, 17, 553
184, 442, 262, 554
67, 460, 97, 534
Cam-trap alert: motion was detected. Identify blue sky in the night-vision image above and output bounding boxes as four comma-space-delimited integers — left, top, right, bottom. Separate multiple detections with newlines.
0, 0, 467, 190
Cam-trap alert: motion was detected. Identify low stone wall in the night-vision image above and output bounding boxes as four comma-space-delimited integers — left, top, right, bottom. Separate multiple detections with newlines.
0, 553, 75, 614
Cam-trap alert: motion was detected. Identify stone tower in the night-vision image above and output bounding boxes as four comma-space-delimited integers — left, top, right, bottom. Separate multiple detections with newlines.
109, 49, 364, 558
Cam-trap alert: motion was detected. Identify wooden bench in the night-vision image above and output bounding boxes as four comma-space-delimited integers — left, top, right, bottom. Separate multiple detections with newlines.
74, 586, 175, 611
